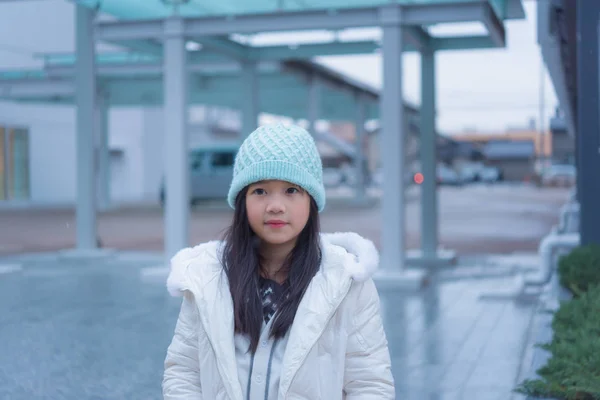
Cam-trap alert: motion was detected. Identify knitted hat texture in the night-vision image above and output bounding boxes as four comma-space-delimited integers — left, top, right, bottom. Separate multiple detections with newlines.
227, 123, 326, 211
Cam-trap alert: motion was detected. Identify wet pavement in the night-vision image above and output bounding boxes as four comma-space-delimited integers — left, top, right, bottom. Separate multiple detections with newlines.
0, 184, 565, 398
0, 252, 538, 400
0, 184, 569, 256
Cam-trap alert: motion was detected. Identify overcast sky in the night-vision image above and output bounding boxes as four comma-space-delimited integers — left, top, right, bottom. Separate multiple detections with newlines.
314, 1, 559, 135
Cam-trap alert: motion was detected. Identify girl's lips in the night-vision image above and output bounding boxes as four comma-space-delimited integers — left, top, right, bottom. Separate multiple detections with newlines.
265, 221, 287, 228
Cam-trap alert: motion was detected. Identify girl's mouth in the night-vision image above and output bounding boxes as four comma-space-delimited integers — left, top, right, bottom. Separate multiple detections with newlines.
265, 220, 287, 228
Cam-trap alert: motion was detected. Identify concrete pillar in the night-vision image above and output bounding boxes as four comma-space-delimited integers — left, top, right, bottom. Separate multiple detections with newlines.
420, 48, 438, 257
163, 17, 190, 260
241, 60, 259, 136
380, 8, 405, 272
75, 4, 97, 251
95, 91, 110, 212
354, 92, 367, 203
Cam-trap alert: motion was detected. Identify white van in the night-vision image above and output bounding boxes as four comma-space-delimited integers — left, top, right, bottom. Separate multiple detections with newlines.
159, 143, 240, 205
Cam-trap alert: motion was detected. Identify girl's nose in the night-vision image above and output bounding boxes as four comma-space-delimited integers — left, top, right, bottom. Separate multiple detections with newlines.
265, 196, 285, 214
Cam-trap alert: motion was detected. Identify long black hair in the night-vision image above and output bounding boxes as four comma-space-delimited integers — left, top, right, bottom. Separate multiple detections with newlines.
220, 186, 322, 354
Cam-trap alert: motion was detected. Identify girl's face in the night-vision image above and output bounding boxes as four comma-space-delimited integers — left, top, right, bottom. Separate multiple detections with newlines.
245, 180, 311, 248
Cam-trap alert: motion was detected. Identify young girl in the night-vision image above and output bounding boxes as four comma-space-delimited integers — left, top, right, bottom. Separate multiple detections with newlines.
162, 123, 395, 400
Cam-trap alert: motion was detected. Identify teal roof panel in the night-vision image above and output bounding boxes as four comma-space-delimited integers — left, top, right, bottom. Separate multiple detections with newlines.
81, 0, 521, 22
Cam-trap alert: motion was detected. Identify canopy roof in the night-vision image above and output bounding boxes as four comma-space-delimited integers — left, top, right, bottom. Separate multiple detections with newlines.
79, 0, 524, 21
0, 57, 400, 120
0, 0, 525, 121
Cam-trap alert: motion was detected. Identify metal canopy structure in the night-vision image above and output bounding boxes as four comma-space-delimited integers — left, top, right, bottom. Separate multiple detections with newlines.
0, 58, 384, 120
0, 0, 525, 287
86, 0, 522, 57
79, 0, 524, 20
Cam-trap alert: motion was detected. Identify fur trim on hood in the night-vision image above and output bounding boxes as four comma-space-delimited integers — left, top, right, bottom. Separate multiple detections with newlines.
166, 240, 222, 297
320, 232, 379, 282
166, 232, 379, 297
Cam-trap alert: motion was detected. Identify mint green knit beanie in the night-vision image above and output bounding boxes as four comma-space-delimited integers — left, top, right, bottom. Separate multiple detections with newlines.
227, 123, 326, 212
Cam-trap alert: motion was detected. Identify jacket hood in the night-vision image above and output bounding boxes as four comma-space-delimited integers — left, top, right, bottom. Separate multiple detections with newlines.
166, 232, 379, 297
320, 232, 379, 282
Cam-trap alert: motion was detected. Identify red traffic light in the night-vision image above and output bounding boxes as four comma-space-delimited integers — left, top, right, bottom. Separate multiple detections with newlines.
414, 172, 424, 185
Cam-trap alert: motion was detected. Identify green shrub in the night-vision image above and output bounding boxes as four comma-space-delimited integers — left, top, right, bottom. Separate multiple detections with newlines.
515, 285, 600, 399
558, 245, 600, 296
552, 286, 600, 339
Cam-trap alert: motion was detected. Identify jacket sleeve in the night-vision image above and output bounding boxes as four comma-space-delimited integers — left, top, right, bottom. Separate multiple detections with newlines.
163, 291, 203, 399
343, 278, 395, 399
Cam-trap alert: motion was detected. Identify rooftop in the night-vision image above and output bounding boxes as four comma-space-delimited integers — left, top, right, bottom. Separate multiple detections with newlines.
483, 139, 536, 160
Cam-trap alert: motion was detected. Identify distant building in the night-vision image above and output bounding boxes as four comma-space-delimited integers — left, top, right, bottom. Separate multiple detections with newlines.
437, 135, 484, 166
482, 140, 536, 181
451, 129, 552, 159
549, 112, 575, 165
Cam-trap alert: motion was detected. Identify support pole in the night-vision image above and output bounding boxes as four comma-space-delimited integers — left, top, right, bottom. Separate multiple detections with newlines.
354, 92, 367, 203
420, 48, 439, 258
576, 1, 600, 245
75, 4, 97, 251
163, 17, 190, 260
380, 7, 405, 272
241, 60, 259, 136
95, 91, 110, 212
307, 74, 321, 134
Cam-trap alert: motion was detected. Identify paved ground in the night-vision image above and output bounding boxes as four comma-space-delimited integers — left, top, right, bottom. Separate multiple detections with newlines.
0, 183, 570, 256
0, 253, 540, 400
0, 183, 569, 399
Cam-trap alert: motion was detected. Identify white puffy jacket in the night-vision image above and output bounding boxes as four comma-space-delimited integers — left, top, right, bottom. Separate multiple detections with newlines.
162, 232, 395, 400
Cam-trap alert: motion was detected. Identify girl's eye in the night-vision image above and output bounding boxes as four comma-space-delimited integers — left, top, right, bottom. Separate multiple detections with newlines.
286, 187, 300, 194
252, 188, 266, 195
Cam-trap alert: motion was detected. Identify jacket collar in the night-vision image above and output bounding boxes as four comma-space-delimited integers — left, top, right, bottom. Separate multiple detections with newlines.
166, 232, 379, 297
166, 232, 380, 399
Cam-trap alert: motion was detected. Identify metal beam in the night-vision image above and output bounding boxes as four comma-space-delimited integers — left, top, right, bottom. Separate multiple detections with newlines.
402, 1, 486, 25
42, 60, 280, 77
96, 19, 163, 41
241, 60, 259, 135
163, 17, 190, 260
184, 7, 382, 36
46, 63, 163, 77
353, 92, 367, 203
96, 2, 502, 40
188, 60, 281, 74
75, 4, 98, 251
250, 40, 380, 60
195, 36, 250, 59
0, 79, 73, 97
111, 39, 163, 55
432, 35, 495, 51
380, 5, 406, 272
480, 0, 506, 47
420, 48, 438, 258
404, 26, 430, 51
104, 34, 495, 65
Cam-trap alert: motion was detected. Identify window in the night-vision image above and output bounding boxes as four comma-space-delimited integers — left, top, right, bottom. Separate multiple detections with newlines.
211, 151, 235, 168
0, 125, 30, 201
190, 152, 206, 171
9, 128, 30, 200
